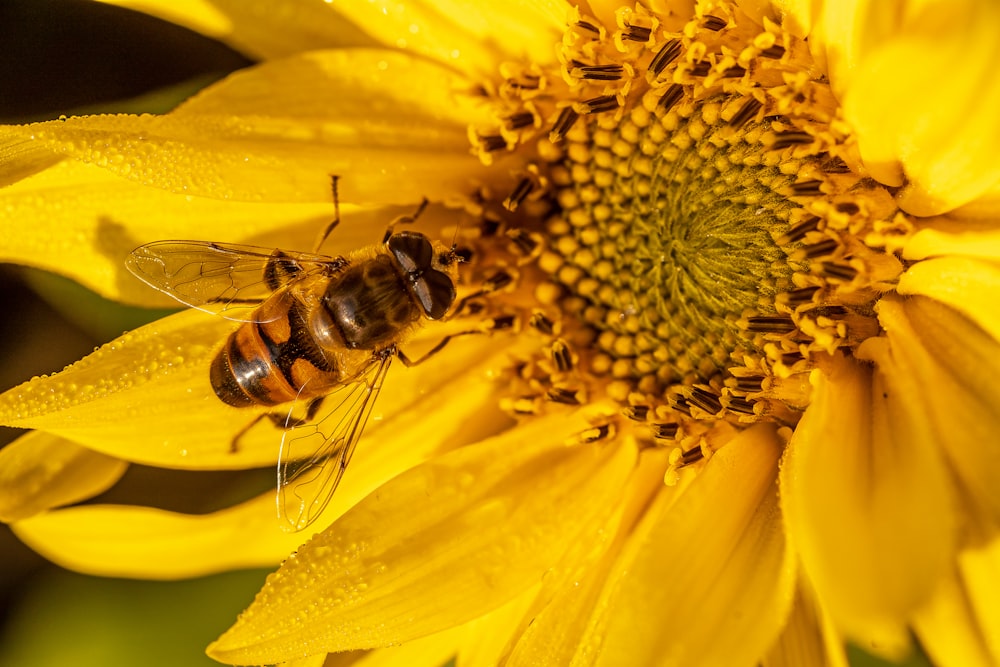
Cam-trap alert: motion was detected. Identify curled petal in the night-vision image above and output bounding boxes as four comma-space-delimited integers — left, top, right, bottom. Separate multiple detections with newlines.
817, 0, 1000, 214
598, 423, 795, 667
0, 431, 127, 523
783, 352, 954, 657
875, 295, 1000, 535
500, 447, 671, 666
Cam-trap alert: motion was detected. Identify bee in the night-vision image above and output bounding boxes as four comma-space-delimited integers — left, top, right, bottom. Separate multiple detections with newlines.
126, 192, 462, 532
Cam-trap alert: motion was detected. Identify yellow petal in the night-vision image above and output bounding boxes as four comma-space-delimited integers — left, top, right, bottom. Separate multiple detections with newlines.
457, 591, 536, 667
207, 405, 636, 664
11, 336, 515, 578
912, 558, 998, 667
11, 497, 298, 579
0, 431, 127, 522
762, 582, 849, 667
0, 309, 276, 469
93, 0, 381, 60
1, 49, 497, 205
331, 0, 567, 78
500, 446, 671, 666
897, 257, 1000, 342
824, 0, 1000, 214
782, 352, 954, 658
875, 295, 1000, 537
0, 160, 336, 304
0, 307, 514, 472
959, 539, 1000, 661
903, 226, 1000, 262
597, 423, 795, 667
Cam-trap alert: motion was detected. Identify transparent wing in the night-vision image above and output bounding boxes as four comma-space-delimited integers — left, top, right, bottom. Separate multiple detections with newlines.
126, 240, 347, 322
276, 350, 394, 533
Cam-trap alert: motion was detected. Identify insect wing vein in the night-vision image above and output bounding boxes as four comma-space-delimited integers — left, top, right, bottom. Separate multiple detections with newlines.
126, 241, 347, 322
276, 351, 394, 532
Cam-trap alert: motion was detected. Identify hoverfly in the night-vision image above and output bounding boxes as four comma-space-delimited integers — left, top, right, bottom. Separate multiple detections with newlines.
126, 187, 461, 532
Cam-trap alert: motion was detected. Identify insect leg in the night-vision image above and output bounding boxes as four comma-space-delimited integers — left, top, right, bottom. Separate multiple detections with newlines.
381, 198, 429, 243
395, 319, 507, 367
228, 397, 326, 453
313, 175, 342, 252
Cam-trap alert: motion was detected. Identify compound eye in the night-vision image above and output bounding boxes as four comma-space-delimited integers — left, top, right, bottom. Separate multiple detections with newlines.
388, 232, 433, 273
412, 270, 455, 319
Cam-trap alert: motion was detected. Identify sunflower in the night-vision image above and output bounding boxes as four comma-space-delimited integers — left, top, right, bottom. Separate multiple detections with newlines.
2, 1, 999, 666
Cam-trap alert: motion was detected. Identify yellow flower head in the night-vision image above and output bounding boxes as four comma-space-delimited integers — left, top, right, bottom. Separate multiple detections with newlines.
2, 1, 1000, 666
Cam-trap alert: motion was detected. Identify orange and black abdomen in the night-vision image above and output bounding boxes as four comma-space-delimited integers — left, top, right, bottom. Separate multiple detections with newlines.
210, 290, 339, 407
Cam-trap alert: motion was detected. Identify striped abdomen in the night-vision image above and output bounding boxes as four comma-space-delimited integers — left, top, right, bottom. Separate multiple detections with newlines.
210, 289, 346, 407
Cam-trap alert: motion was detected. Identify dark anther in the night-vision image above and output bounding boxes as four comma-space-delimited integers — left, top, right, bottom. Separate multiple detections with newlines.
735, 375, 765, 392
689, 61, 712, 77
505, 74, 540, 91
804, 305, 849, 318
722, 65, 746, 78
623, 24, 652, 41
549, 107, 580, 143
529, 311, 555, 335
783, 216, 821, 243
671, 397, 692, 417
657, 84, 684, 112
746, 316, 797, 334
551, 339, 574, 373
680, 447, 704, 466
822, 157, 852, 174
575, 20, 600, 34
577, 95, 620, 114
781, 286, 820, 307
689, 387, 722, 414
547, 387, 581, 405
504, 111, 536, 130
802, 238, 840, 259
479, 214, 502, 237
771, 131, 814, 149
506, 229, 540, 256
478, 134, 508, 152
820, 262, 858, 281
485, 270, 514, 291
761, 45, 786, 58
580, 423, 614, 443
703, 15, 727, 30
624, 405, 650, 421
791, 180, 824, 196
503, 177, 535, 211
491, 314, 517, 330
649, 39, 682, 77
573, 64, 625, 81
779, 351, 805, 365
652, 422, 679, 439
726, 397, 756, 415
835, 201, 860, 215
729, 98, 762, 129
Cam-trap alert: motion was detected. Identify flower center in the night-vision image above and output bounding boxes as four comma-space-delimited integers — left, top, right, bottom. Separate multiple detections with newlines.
546, 93, 802, 394
471, 2, 909, 438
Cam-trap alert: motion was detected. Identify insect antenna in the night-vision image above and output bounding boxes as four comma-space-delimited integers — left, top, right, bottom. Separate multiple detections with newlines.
313, 175, 342, 252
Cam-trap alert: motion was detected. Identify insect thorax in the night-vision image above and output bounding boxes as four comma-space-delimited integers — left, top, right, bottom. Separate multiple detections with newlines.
321, 255, 420, 350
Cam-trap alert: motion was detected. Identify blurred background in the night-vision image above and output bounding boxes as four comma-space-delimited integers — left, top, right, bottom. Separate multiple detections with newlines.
0, 1, 934, 666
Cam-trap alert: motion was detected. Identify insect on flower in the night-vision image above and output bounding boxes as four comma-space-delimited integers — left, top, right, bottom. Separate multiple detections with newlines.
126, 178, 468, 532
